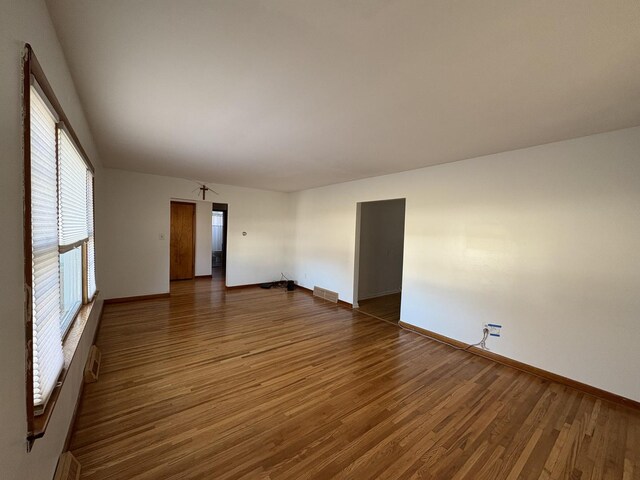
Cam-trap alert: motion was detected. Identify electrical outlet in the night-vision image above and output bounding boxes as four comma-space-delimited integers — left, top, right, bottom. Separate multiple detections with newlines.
483, 323, 502, 337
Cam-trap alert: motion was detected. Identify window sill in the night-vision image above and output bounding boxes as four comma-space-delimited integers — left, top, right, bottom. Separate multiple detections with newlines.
29, 293, 100, 444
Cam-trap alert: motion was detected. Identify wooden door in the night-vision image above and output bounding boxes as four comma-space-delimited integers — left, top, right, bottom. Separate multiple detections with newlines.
170, 202, 195, 280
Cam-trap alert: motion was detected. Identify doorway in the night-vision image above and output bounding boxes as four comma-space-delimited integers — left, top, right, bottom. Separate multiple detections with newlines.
212, 203, 228, 278
353, 198, 406, 323
170, 201, 196, 280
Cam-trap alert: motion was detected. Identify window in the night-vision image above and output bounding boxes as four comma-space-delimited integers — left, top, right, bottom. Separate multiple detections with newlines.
24, 45, 97, 444
60, 246, 83, 335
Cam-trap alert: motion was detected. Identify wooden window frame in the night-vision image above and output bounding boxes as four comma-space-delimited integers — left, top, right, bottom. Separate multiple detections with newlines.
23, 44, 96, 450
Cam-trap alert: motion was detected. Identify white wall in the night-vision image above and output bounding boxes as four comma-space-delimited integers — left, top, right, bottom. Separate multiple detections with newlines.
291, 126, 640, 402
357, 199, 405, 301
99, 168, 291, 299
1, 1, 104, 479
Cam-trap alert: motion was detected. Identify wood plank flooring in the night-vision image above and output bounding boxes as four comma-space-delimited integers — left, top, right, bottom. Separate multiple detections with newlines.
69, 278, 640, 479
357, 293, 401, 324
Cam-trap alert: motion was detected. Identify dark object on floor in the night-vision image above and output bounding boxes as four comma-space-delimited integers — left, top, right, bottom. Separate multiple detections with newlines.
287, 280, 295, 291
260, 283, 273, 289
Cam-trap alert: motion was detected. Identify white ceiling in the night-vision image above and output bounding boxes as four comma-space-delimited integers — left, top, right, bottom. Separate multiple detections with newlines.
47, 0, 640, 192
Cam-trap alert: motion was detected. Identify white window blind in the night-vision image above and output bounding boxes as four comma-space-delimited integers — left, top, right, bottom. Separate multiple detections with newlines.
58, 128, 88, 246
30, 85, 65, 412
86, 172, 97, 299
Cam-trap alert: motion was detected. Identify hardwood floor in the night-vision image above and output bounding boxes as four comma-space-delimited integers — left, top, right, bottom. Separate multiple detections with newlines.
357, 293, 401, 324
69, 278, 640, 479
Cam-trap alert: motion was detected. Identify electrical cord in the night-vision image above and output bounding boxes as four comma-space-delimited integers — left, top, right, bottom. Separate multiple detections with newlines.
272, 272, 291, 289
398, 324, 490, 352
465, 327, 490, 351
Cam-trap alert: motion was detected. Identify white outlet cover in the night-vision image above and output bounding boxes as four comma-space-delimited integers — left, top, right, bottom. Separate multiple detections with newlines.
484, 323, 502, 337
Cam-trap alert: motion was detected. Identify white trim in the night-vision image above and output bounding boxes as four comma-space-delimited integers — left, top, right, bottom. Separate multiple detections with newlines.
358, 288, 402, 301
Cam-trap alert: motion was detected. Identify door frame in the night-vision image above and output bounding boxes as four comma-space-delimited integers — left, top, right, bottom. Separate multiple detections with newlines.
212, 203, 228, 273
353, 198, 407, 309
353, 202, 363, 308
170, 200, 196, 280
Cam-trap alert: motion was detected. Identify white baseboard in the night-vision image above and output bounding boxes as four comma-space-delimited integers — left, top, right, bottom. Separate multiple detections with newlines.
358, 288, 401, 301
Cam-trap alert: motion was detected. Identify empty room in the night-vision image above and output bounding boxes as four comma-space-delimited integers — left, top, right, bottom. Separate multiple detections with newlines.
2, 1, 640, 479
